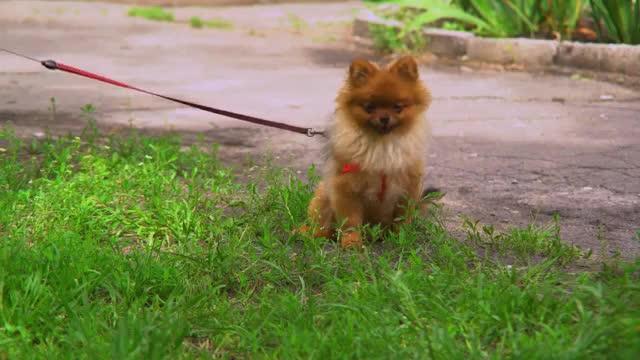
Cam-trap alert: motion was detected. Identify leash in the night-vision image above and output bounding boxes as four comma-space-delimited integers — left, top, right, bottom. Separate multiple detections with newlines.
1, 48, 324, 137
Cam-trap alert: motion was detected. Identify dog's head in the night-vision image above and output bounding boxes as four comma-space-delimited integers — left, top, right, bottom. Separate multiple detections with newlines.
336, 56, 431, 136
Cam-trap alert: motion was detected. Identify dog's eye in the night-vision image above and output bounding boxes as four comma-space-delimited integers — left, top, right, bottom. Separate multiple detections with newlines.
393, 103, 405, 113
362, 102, 375, 114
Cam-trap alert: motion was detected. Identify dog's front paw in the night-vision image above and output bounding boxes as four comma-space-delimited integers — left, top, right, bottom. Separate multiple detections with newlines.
294, 225, 310, 235
390, 218, 411, 235
340, 231, 363, 249
294, 225, 331, 239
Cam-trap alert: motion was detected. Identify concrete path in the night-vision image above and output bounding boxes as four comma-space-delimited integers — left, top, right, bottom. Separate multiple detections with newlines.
1, 1, 638, 255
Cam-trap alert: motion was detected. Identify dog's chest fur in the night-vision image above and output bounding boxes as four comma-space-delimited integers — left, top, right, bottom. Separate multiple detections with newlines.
330, 120, 427, 172
325, 110, 429, 170
323, 111, 429, 217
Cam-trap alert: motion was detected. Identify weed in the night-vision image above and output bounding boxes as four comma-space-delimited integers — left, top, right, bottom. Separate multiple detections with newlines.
0, 111, 638, 358
127, 6, 174, 22
285, 13, 308, 33
442, 20, 467, 31
190, 16, 234, 30
247, 28, 266, 37
48, 97, 56, 123
589, 0, 640, 44
189, 16, 204, 29
204, 18, 234, 30
539, 0, 587, 40
570, 72, 593, 81
369, 22, 426, 54
368, 0, 640, 45
370, 23, 404, 51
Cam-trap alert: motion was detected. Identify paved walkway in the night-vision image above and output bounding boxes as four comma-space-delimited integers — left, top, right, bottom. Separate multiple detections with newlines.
1, 1, 639, 255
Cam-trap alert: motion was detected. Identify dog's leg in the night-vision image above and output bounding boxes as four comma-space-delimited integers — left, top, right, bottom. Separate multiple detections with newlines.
303, 182, 334, 239
330, 178, 364, 249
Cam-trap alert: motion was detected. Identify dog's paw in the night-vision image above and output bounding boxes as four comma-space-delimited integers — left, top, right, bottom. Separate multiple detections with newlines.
340, 231, 363, 249
294, 225, 331, 239
293, 225, 310, 236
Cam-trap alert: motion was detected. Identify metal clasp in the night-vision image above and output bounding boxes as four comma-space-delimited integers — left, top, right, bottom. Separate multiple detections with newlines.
306, 128, 325, 137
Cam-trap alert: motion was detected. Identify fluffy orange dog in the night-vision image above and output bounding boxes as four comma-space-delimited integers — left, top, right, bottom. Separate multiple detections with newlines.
305, 56, 432, 249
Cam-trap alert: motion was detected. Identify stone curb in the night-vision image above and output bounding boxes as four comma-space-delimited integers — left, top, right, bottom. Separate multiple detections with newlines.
556, 42, 640, 76
467, 37, 557, 68
353, 12, 640, 77
423, 28, 473, 58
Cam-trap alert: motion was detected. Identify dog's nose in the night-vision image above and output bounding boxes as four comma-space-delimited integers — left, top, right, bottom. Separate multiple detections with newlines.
380, 116, 390, 125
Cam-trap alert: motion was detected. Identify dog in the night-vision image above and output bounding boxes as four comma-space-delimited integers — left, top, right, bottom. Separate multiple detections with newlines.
302, 56, 433, 249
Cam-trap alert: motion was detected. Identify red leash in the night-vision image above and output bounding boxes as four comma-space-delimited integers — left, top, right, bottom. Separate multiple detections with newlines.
2, 48, 324, 137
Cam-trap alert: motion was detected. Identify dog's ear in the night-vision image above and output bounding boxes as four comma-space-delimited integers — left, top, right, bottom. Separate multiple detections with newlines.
388, 56, 419, 81
348, 58, 378, 87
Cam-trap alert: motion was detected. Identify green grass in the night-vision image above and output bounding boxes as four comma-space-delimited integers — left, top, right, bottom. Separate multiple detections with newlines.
1, 109, 639, 358
369, 22, 427, 54
128, 6, 174, 22
589, 0, 640, 44
190, 16, 234, 30
126, 8, 232, 30
189, 16, 204, 29
369, 0, 636, 44
283, 13, 309, 33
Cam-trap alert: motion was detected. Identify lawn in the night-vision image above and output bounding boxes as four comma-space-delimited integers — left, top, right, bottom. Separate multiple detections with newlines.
0, 112, 638, 359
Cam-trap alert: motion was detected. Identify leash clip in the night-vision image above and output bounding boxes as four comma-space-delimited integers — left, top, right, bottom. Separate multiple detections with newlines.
306, 128, 324, 137
41, 60, 58, 70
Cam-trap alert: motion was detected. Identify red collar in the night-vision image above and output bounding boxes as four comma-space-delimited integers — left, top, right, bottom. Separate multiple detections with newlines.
340, 163, 360, 174
341, 163, 387, 201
